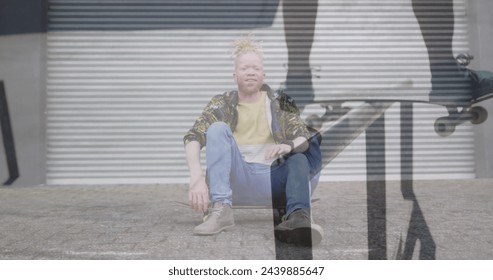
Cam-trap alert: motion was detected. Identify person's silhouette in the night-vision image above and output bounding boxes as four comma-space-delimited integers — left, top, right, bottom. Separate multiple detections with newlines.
282, 0, 475, 111
412, 0, 472, 108
282, 0, 318, 112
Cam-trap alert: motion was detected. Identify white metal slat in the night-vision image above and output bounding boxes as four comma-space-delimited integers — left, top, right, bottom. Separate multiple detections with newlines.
46, 0, 475, 184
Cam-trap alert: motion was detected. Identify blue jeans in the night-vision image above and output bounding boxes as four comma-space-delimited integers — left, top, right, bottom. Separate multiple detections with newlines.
205, 122, 321, 217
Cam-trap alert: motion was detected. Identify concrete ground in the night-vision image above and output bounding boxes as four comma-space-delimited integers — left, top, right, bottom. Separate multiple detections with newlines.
0, 179, 492, 260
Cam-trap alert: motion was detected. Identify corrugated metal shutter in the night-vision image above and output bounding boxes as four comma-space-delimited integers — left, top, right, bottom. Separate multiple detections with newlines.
46, 0, 475, 185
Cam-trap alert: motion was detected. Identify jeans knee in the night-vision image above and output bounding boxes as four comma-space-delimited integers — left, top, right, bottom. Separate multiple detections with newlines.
287, 154, 309, 171
206, 122, 231, 141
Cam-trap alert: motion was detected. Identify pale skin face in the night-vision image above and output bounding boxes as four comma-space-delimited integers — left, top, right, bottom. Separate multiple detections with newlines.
232, 52, 292, 160
233, 52, 265, 101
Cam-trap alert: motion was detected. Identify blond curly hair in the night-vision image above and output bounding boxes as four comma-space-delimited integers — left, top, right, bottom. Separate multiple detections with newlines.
231, 34, 264, 60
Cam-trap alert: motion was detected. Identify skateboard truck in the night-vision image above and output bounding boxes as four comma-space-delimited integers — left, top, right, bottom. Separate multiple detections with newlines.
456, 53, 474, 67
433, 53, 491, 137
434, 106, 488, 137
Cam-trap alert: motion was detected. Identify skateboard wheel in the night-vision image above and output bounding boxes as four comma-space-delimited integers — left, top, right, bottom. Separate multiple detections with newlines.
470, 106, 488, 125
434, 117, 456, 137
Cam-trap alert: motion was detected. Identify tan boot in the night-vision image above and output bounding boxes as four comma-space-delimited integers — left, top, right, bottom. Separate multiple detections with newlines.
193, 202, 235, 235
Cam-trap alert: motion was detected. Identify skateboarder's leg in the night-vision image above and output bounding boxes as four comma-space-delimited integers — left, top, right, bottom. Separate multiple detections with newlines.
412, 0, 472, 106
283, 0, 318, 111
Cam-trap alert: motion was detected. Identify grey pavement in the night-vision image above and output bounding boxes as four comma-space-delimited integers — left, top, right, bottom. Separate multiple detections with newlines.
0, 179, 492, 260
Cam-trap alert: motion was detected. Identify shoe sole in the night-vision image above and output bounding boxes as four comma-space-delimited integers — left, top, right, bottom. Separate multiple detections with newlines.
193, 224, 235, 236
274, 224, 323, 246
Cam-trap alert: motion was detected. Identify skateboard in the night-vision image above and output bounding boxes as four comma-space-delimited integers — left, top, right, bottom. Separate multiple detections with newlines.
302, 79, 414, 132
304, 96, 490, 137
303, 53, 493, 137
173, 199, 320, 225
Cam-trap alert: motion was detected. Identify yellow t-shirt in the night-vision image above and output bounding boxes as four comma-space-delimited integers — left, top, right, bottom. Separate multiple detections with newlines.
233, 91, 276, 165
234, 91, 274, 145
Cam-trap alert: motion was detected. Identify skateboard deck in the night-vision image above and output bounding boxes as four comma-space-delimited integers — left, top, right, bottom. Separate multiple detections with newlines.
173, 198, 320, 210
174, 199, 320, 224
302, 53, 493, 136
304, 90, 492, 137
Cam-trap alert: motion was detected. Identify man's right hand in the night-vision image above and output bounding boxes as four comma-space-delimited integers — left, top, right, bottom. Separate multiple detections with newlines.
188, 175, 209, 213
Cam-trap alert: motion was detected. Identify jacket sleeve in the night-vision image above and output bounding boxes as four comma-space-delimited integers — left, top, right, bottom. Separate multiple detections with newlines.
279, 94, 311, 140
183, 95, 223, 148
285, 112, 311, 140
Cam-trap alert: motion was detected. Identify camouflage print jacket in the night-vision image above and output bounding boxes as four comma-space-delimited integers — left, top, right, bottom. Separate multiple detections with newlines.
183, 84, 311, 149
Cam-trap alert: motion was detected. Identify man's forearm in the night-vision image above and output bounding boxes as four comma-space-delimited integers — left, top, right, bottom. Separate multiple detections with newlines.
185, 141, 204, 179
